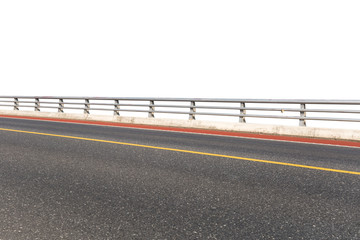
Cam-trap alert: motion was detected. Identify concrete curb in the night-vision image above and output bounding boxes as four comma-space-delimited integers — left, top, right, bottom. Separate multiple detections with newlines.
1, 110, 359, 142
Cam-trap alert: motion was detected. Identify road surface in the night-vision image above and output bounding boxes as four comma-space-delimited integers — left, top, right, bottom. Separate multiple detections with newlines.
0, 117, 359, 239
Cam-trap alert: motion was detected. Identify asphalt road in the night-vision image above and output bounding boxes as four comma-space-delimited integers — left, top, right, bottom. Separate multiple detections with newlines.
0, 117, 359, 239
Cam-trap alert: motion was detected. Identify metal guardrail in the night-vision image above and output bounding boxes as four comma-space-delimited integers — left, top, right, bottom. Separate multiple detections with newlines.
1, 96, 360, 127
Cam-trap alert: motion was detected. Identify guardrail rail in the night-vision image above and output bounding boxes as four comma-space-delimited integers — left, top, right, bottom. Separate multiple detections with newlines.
1, 96, 360, 127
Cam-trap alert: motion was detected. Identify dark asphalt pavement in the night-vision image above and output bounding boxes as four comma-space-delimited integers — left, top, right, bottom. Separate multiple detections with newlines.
0, 117, 359, 239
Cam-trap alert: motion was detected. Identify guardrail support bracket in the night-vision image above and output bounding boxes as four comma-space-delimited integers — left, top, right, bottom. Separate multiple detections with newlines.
239, 102, 246, 123
58, 99, 64, 113
189, 101, 196, 120
114, 100, 120, 116
35, 98, 40, 111
84, 99, 90, 114
14, 98, 19, 111
299, 103, 306, 127
148, 100, 155, 118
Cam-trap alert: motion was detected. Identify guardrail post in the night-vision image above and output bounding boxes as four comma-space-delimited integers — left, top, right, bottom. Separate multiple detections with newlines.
148, 100, 155, 118
35, 98, 40, 111
84, 99, 90, 114
239, 102, 246, 123
299, 103, 306, 126
14, 98, 19, 110
114, 100, 120, 116
58, 99, 64, 113
189, 101, 196, 120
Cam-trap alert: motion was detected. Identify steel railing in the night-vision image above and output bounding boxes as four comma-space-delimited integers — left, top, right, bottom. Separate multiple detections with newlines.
1, 96, 360, 127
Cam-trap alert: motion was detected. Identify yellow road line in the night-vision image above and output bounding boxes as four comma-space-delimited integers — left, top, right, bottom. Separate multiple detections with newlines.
1, 127, 360, 176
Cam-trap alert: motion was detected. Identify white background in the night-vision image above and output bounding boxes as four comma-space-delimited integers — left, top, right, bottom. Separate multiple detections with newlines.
1, 0, 359, 99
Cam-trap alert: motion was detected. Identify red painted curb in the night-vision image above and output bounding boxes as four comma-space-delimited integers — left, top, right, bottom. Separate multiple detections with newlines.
1, 114, 360, 148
